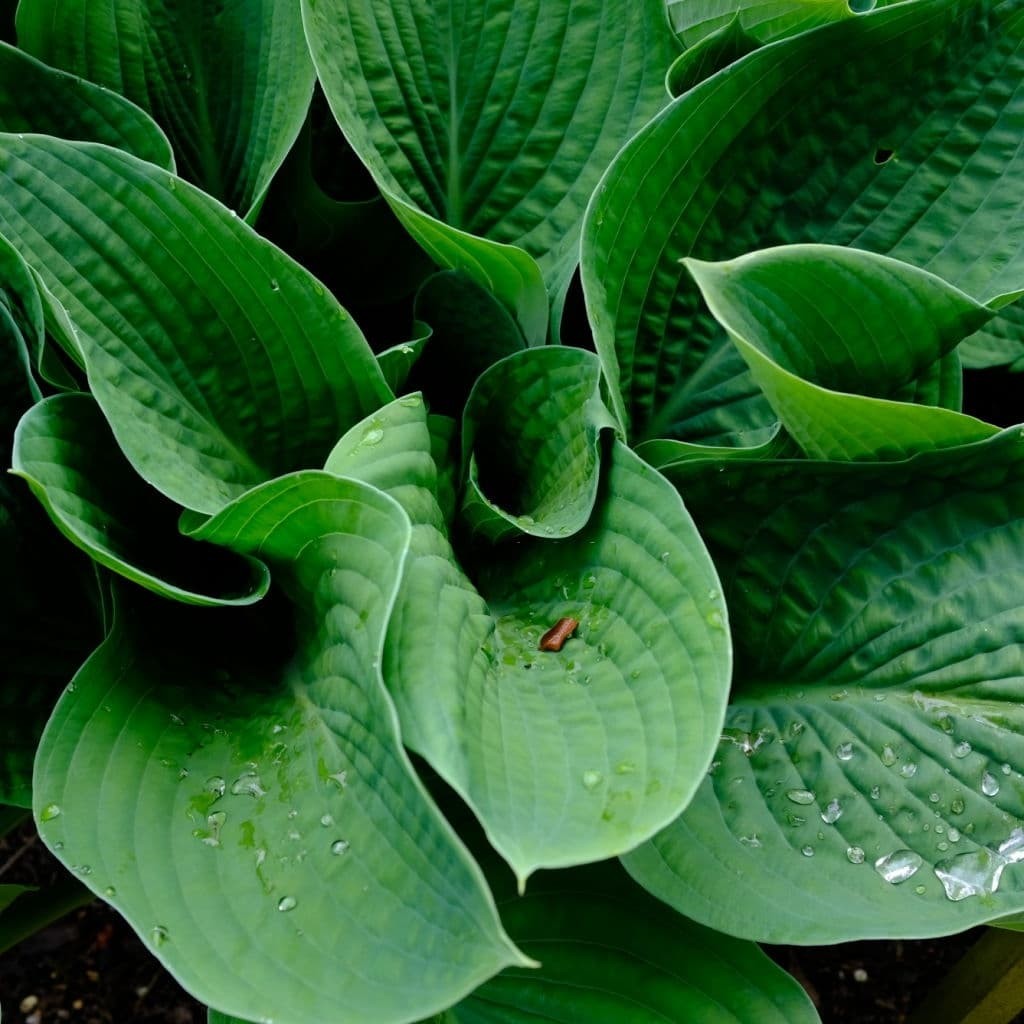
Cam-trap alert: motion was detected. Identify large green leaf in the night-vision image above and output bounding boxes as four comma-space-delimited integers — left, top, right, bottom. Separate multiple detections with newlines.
684, 245, 998, 459
439, 861, 820, 1023
0, 40, 171, 166
327, 384, 730, 882
583, 0, 1024, 440
0, 134, 391, 514
16, 0, 314, 216
12, 394, 269, 606
34, 472, 524, 1024
303, 0, 680, 340
625, 427, 1024, 942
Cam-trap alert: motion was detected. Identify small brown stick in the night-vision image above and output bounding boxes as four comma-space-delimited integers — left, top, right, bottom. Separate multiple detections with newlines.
539, 617, 579, 652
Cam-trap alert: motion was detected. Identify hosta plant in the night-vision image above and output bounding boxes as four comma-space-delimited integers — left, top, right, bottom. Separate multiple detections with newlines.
3, 0, 1024, 1020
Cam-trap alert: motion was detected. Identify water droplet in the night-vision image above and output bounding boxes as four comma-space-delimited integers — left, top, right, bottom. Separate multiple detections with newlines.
320, 814, 334, 827
206, 776, 226, 798
846, 846, 866, 864
230, 770, 266, 798
786, 789, 815, 805
169, 713, 184, 726
874, 849, 923, 884
582, 770, 603, 791
73, 864, 91, 876
982, 771, 1000, 797
951, 796, 966, 814
928, 792, 940, 803
870, 785, 881, 800
835, 742, 854, 761
721, 727, 773, 756
949, 828, 961, 842
705, 610, 725, 629
103, 886, 116, 898
801, 845, 815, 857
738, 834, 762, 848
935, 846, 1011, 901
880, 744, 897, 767
399, 394, 421, 407
151, 925, 168, 946
362, 427, 384, 446
899, 762, 918, 779
331, 839, 350, 856
1002, 763, 1013, 776
914, 884, 927, 895
830, 689, 849, 701
277, 896, 296, 912
614, 761, 637, 775
821, 798, 843, 824
953, 741, 972, 758
660, 551, 670, 564
328, 769, 348, 790
270, 278, 280, 291
40, 803, 62, 822
203, 811, 226, 847
786, 813, 807, 827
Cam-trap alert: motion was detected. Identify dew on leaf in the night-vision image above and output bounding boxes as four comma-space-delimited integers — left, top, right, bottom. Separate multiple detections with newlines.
899, 762, 918, 779
801, 845, 815, 857
846, 846, 866, 864
982, 771, 1000, 797
277, 896, 297, 912
874, 849, 923, 884
953, 741, 972, 758
738, 834, 762, 848
835, 742, 854, 761
821, 798, 843, 824
582, 770, 603, 791
951, 796, 966, 814
331, 839, 350, 856
786, 789, 815, 805
880, 744, 897, 767
40, 803, 61, 822
151, 925, 168, 946
230, 770, 266, 798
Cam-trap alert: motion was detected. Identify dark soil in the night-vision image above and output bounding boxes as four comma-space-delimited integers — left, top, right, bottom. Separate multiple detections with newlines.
0, 820, 1015, 1023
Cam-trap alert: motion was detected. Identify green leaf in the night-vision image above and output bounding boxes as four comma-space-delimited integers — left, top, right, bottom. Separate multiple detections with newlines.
0, 134, 392, 514
16, 0, 314, 217
584, 0, 1024, 441
328, 392, 730, 881
667, 0, 856, 47
0, 40, 172, 167
685, 245, 998, 459
460, 348, 618, 543
440, 861, 820, 1023
625, 426, 1024, 942
12, 394, 269, 606
35, 472, 524, 1024
303, 0, 680, 340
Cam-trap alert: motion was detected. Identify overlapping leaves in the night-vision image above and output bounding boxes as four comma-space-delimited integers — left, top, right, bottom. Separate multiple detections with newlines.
6, 0, 1024, 1019
583, 0, 1024, 441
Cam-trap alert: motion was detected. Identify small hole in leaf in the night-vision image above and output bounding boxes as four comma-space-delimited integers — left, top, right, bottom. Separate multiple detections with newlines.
873, 147, 895, 165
